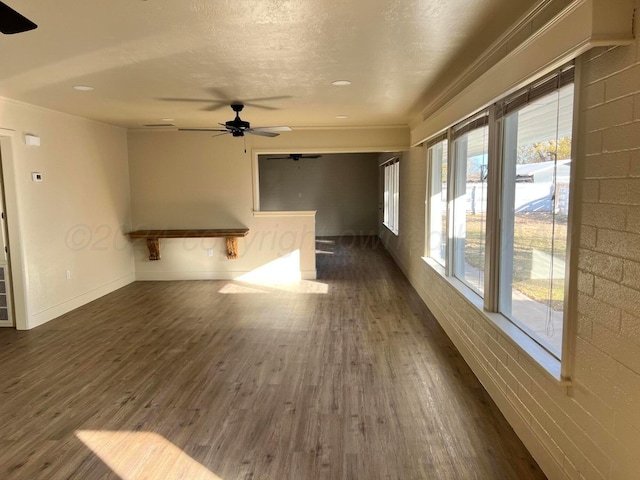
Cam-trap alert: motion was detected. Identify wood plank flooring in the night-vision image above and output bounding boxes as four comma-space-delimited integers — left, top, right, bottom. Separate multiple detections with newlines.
0, 236, 546, 479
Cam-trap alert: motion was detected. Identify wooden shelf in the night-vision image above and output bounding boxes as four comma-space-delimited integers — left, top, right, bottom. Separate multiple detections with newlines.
129, 229, 249, 260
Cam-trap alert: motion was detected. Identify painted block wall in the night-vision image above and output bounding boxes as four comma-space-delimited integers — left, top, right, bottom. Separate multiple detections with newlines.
574, 37, 640, 479
381, 20, 640, 480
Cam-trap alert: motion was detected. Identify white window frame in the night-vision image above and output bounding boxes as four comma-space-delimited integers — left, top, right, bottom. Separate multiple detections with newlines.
451, 115, 490, 298
495, 81, 575, 359
423, 63, 576, 372
383, 158, 400, 235
426, 135, 448, 267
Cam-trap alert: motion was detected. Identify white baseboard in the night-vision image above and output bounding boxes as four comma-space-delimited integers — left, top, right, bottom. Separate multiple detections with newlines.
135, 269, 317, 281
25, 267, 318, 328
301, 269, 317, 280
27, 273, 136, 330
136, 271, 246, 281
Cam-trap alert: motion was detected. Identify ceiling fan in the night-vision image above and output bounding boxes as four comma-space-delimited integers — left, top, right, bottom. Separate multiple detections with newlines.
179, 103, 291, 138
268, 154, 322, 161
162, 88, 291, 112
0, 1, 37, 34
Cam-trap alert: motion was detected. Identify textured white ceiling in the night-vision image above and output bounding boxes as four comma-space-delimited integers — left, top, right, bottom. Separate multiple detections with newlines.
0, 0, 538, 129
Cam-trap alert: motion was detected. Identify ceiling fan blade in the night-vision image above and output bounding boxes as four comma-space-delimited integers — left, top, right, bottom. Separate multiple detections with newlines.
0, 1, 37, 34
242, 103, 279, 111
243, 95, 292, 103
159, 97, 218, 103
178, 128, 228, 132
202, 103, 230, 112
252, 126, 292, 132
202, 94, 292, 110
205, 87, 232, 101
267, 154, 322, 160
246, 129, 279, 138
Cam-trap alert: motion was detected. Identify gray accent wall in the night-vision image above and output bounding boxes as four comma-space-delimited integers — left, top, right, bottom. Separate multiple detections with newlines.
259, 153, 380, 236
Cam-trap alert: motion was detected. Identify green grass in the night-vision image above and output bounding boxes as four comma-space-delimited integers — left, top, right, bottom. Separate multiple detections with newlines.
464, 213, 567, 310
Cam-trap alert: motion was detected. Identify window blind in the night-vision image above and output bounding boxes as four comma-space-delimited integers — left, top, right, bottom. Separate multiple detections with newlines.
495, 63, 574, 119
426, 132, 448, 149
452, 111, 490, 141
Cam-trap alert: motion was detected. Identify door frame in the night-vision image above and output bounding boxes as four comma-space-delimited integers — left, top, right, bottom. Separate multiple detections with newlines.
0, 129, 30, 330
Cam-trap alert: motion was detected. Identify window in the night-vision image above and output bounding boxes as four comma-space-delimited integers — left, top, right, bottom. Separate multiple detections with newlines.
452, 116, 489, 295
427, 136, 448, 266
424, 64, 574, 361
498, 81, 574, 358
383, 158, 400, 234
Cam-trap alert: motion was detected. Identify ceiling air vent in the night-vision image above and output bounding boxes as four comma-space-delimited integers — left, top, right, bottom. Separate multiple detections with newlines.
143, 123, 175, 127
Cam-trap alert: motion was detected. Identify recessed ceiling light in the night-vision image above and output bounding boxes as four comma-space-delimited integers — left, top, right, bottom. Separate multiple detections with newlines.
331, 80, 351, 86
73, 85, 94, 91
336, 115, 349, 119
161, 118, 174, 122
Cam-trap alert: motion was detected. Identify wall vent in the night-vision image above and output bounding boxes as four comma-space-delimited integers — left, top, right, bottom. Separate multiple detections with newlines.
0, 266, 9, 321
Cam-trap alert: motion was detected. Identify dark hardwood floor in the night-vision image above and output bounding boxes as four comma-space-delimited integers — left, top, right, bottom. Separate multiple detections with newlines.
0, 236, 546, 479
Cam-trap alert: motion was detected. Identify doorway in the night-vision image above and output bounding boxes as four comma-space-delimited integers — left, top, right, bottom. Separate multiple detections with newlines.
0, 140, 15, 327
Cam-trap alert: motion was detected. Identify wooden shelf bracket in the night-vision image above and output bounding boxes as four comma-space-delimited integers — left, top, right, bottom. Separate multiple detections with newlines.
129, 229, 249, 261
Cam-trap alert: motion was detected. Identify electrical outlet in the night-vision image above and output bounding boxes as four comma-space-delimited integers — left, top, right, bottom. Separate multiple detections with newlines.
65, 270, 71, 280
207, 248, 214, 257
32, 172, 43, 182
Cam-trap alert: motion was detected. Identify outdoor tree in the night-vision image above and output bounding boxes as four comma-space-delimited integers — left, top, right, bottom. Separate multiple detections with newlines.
516, 136, 571, 164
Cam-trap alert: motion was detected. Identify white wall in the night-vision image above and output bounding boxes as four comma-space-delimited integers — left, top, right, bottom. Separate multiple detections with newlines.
0, 98, 135, 329
382, 9, 640, 480
259, 153, 380, 236
128, 127, 407, 280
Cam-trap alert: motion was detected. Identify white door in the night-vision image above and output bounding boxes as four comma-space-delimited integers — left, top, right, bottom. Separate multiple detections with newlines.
0, 151, 13, 327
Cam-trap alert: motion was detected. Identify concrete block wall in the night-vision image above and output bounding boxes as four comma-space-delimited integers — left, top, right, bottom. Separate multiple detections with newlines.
574, 31, 640, 478
381, 14, 640, 480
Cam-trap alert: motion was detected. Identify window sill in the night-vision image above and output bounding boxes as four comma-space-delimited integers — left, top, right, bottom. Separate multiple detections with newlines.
421, 256, 569, 385
382, 223, 399, 236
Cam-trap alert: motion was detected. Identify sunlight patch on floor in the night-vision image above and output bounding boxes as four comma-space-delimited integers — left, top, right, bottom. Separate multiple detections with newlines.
76, 430, 223, 480
219, 280, 328, 294
218, 283, 273, 294
217, 249, 329, 294
238, 249, 302, 283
